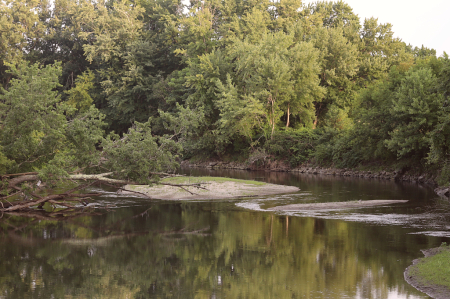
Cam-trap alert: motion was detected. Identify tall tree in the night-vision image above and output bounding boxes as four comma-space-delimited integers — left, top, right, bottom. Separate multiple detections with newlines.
357, 17, 413, 86
229, 31, 324, 137
386, 67, 443, 159
310, 26, 359, 126
0, 0, 48, 87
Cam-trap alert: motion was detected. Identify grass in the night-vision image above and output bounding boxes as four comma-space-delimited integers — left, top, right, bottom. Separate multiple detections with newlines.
161, 176, 267, 186
409, 246, 450, 288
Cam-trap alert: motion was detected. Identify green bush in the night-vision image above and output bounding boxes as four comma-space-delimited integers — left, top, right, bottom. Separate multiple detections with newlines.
313, 128, 366, 168
264, 128, 319, 167
437, 161, 450, 187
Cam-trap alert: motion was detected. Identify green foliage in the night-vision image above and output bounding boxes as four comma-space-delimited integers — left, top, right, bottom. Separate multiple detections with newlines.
102, 120, 181, 184
410, 45, 437, 59
2, 0, 450, 185
176, 1, 218, 59
64, 106, 106, 170
264, 129, 319, 166
0, 61, 66, 172
310, 25, 359, 123
302, 1, 360, 31
385, 67, 443, 159
230, 31, 324, 136
348, 68, 405, 162
322, 104, 353, 130
35, 0, 92, 95
65, 70, 95, 112
428, 55, 450, 167
437, 162, 450, 187
216, 74, 266, 149
358, 17, 413, 86
0, 146, 13, 175
0, 0, 48, 86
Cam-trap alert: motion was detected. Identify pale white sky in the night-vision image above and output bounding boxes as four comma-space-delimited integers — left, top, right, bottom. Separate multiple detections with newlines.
304, 0, 449, 56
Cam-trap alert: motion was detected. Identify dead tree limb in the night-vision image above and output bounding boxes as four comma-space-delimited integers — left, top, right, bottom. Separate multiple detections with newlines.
159, 182, 210, 190
116, 186, 153, 199
69, 173, 133, 184
1, 172, 207, 212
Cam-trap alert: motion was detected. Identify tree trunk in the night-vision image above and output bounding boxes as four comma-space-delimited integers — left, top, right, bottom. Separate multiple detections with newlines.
313, 116, 318, 129
270, 95, 275, 140
286, 103, 290, 128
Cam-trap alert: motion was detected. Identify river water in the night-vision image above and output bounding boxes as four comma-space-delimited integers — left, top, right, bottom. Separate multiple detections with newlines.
1, 168, 449, 298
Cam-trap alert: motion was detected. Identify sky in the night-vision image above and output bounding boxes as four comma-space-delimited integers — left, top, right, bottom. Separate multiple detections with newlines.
305, 0, 450, 57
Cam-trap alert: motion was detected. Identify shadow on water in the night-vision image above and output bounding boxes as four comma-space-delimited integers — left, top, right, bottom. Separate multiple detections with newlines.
0, 169, 448, 298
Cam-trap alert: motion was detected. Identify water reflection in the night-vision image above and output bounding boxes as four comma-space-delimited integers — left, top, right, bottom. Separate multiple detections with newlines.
0, 170, 446, 298
181, 168, 436, 204
0, 202, 438, 298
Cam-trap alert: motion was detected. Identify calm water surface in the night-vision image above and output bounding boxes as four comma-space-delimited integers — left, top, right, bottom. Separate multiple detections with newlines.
1, 169, 449, 298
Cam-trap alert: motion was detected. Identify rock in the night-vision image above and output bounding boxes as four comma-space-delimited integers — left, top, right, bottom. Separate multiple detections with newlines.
435, 187, 450, 198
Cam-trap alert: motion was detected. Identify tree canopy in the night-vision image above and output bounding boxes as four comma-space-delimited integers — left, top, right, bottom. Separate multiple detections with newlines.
1, 0, 449, 211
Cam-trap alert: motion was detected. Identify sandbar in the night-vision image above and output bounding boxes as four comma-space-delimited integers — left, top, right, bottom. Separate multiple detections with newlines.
123, 177, 300, 200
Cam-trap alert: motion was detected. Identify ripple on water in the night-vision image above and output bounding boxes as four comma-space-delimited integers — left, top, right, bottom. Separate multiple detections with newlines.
236, 198, 450, 237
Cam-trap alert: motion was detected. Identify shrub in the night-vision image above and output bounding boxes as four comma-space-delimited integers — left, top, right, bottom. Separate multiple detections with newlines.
264, 128, 319, 167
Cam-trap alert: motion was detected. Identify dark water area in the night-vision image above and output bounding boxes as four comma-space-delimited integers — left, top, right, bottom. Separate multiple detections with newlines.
1, 169, 449, 298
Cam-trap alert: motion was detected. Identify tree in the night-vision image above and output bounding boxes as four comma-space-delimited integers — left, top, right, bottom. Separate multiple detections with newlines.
229, 31, 324, 137
385, 67, 443, 159
300, 0, 360, 41
0, 62, 184, 212
0, 62, 66, 173
0, 0, 48, 87
310, 26, 359, 126
357, 17, 413, 87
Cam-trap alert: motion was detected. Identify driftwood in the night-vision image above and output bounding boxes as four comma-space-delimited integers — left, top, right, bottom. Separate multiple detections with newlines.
0, 172, 121, 212
0, 172, 211, 212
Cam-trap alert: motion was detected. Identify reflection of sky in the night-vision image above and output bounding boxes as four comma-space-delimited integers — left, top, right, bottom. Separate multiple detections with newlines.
305, 0, 450, 56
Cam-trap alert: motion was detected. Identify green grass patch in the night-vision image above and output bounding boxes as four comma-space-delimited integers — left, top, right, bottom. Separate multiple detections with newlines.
409, 247, 450, 288
161, 176, 266, 186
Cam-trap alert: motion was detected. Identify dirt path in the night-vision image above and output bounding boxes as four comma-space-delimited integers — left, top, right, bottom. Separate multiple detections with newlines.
124, 180, 300, 200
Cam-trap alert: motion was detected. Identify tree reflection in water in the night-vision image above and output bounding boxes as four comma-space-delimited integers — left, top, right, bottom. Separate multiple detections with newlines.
0, 199, 440, 298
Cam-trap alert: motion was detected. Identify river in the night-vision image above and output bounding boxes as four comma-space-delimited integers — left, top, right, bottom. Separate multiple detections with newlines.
0, 168, 448, 298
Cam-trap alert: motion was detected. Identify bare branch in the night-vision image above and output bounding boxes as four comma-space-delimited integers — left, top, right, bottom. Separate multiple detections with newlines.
69, 173, 133, 184
0, 191, 21, 200
159, 182, 209, 190
149, 172, 184, 178
47, 200, 76, 209
1, 172, 38, 178
63, 180, 99, 195
3, 194, 64, 212
7, 174, 39, 189
116, 186, 153, 199
176, 185, 197, 195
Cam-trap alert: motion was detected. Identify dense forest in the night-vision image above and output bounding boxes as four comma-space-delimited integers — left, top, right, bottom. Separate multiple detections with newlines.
1, 0, 450, 196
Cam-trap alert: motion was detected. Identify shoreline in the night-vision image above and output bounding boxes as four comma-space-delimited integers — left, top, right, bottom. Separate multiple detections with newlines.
181, 160, 436, 184
404, 247, 450, 299
181, 160, 450, 198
